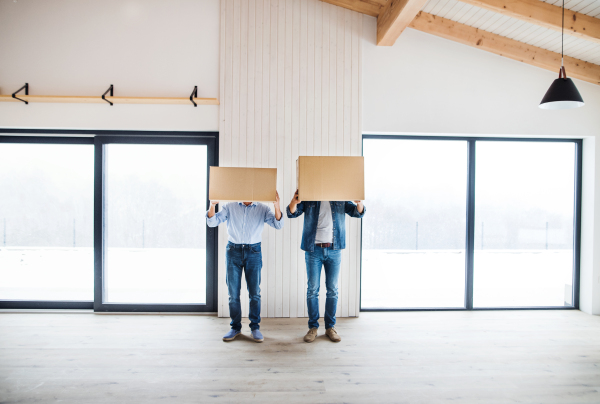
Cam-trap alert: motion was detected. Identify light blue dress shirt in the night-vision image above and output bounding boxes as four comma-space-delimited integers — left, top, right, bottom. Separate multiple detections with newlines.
206, 202, 284, 244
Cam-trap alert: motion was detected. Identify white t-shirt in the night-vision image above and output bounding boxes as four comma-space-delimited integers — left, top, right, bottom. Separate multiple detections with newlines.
315, 201, 333, 243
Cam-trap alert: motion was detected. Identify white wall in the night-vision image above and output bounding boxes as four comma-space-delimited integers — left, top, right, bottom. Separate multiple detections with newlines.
0, 0, 219, 131
362, 15, 600, 314
219, 0, 363, 319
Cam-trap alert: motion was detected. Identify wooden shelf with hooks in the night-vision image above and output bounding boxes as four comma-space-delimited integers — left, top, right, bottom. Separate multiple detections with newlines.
0, 95, 219, 105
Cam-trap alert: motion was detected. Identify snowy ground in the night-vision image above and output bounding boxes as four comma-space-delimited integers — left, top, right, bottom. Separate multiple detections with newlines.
0, 247, 206, 304
1, 248, 573, 308
361, 249, 574, 308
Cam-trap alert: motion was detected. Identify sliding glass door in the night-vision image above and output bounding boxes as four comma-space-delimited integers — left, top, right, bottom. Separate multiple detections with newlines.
0, 131, 218, 312
474, 142, 576, 308
0, 140, 94, 307
361, 136, 581, 310
361, 139, 467, 308
103, 143, 208, 305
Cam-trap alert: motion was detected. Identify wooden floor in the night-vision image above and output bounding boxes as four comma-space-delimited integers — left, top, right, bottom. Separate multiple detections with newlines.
1, 311, 599, 404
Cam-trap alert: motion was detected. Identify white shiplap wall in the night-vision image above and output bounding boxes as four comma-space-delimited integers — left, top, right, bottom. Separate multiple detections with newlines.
219, 0, 362, 319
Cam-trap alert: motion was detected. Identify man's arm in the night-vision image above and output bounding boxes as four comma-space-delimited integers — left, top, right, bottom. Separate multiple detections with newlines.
206, 201, 228, 227
287, 189, 304, 218
265, 191, 284, 230
344, 200, 366, 218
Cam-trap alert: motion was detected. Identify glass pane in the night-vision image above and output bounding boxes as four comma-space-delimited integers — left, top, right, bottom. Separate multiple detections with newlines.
0, 143, 94, 301
362, 139, 467, 308
474, 142, 575, 307
105, 144, 207, 304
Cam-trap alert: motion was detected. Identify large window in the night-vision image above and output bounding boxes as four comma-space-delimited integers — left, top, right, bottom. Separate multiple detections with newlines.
104, 144, 207, 304
0, 142, 94, 302
361, 139, 467, 308
474, 142, 576, 307
361, 136, 581, 310
0, 132, 218, 312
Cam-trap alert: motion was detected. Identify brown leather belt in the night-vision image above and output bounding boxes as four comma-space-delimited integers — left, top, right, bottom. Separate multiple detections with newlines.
315, 243, 332, 248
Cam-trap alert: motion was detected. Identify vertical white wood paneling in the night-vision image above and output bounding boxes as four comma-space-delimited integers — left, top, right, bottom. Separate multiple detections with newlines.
276, 0, 286, 318
239, 0, 249, 318
337, 6, 346, 317
283, 0, 293, 319
260, 0, 269, 318
254, 0, 267, 319
356, 12, 363, 317
296, 0, 307, 318
329, 5, 336, 157
218, 0, 227, 318
303, 0, 314, 318
221, 0, 234, 318
232, 0, 241, 170
219, 0, 362, 319
290, 0, 300, 319
310, 0, 321, 319
321, 4, 329, 157
264, 0, 276, 316
349, 10, 360, 318
267, 0, 277, 318
341, 8, 352, 318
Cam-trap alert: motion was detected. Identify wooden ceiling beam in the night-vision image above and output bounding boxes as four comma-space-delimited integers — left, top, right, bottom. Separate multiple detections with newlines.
377, 0, 430, 45
459, 0, 600, 44
409, 11, 600, 85
319, 0, 385, 18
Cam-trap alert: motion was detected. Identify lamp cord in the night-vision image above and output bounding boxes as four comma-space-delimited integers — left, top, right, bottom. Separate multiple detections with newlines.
561, 0, 564, 68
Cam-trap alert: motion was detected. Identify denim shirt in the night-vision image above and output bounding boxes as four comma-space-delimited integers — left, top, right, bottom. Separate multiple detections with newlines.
286, 201, 366, 252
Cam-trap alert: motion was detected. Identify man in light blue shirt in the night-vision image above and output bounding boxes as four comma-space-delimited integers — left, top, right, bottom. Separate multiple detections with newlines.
206, 193, 283, 342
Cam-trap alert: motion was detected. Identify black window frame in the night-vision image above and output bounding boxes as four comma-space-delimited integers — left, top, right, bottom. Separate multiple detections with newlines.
361, 134, 582, 312
0, 129, 219, 312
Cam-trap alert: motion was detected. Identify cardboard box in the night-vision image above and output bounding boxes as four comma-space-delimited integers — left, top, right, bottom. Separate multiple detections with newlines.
297, 156, 364, 201
209, 167, 277, 202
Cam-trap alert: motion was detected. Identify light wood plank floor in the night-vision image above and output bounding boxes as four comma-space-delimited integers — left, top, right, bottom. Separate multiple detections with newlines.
1, 310, 599, 404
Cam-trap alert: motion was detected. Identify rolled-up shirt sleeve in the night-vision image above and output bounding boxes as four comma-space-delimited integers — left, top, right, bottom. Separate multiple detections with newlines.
344, 201, 366, 218
264, 206, 284, 230
206, 204, 229, 227
286, 202, 304, 218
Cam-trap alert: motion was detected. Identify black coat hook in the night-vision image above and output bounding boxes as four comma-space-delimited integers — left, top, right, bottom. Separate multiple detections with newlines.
102, 85, 113, 106
12, 83, 29, 105
190, 86, 198, 107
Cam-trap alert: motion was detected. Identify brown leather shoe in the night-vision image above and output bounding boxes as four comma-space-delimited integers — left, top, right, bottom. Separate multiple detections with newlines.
325, 327, 341, 342
304, 327, 318, 343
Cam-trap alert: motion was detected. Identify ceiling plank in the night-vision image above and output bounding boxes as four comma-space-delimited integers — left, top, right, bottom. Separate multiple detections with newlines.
377, 0, 431, 45
459, 0, 600, 44
409, 11, 600, 85
320, 0, 385, 17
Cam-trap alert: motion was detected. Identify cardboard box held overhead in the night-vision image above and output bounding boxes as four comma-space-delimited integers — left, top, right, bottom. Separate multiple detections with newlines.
297, 156, 364, 201
209, 167, 277, 202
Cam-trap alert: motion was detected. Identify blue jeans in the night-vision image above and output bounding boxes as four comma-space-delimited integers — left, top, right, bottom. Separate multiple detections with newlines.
226, 242, 262, 331
305, 246, 342, 329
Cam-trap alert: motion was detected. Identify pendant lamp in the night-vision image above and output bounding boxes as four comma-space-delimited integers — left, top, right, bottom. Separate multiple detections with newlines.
539, 0, 584, 109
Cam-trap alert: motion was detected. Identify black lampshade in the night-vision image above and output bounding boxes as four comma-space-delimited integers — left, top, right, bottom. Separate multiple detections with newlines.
539, 77, 585, 110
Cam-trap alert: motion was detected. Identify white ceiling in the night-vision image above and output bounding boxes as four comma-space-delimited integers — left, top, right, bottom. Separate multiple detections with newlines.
421, 0, 600, 65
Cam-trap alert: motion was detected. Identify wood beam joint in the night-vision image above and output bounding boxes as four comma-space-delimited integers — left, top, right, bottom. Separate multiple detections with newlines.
377, 0, 430, 46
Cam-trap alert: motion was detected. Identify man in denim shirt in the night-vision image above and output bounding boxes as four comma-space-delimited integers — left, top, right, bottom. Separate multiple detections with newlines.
287, 190, 365, 343
207, 192, 283, 342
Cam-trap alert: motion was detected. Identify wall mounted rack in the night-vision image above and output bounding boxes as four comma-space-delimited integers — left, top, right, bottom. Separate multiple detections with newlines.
0, 83, 219, 106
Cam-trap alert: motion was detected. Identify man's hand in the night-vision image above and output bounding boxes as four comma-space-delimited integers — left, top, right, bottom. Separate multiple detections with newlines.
207, 200, 219, 218
288, 189, 301, 214
353, 200, 364, 214
273, 191, 282, 220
